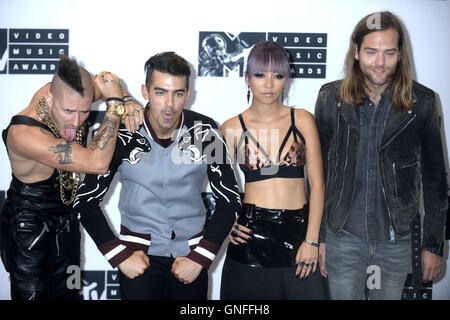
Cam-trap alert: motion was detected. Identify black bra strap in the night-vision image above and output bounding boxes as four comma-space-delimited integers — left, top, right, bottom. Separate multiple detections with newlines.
238, 113, 247, 132
290, 107, 295, 124
276, 108, 298, 160
237, 114, 274, 164
278, 127, 293, 161
238, 113, 249, 145
290, 108, 298, 143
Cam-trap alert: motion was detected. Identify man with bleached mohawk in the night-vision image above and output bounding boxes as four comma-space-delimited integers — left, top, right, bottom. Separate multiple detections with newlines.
0, 54, 133, 300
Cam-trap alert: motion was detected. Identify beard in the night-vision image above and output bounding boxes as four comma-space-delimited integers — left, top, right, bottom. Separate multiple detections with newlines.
360, 63, 397, 89
365, 72, 393, 87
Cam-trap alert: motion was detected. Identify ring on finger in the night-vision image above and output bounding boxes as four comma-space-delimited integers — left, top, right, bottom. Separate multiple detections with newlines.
231, 230, 238, 237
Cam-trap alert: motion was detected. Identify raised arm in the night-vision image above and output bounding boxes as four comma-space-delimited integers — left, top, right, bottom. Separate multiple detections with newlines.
7, 73, 125, 176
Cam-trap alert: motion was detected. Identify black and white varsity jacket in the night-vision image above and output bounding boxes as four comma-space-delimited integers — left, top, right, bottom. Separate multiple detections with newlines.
73, 109, 241, 270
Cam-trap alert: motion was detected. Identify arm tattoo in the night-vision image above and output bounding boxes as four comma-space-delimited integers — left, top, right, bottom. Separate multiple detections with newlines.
89, 116, 119, 151
49, 141, 73, 164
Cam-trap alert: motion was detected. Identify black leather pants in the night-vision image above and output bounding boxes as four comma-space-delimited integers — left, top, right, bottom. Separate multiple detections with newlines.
0, 174, 81, 300
1, 212, 81, 300
227, 203, 308, 267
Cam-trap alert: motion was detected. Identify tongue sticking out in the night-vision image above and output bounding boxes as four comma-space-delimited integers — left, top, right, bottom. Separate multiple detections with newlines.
65, 128, 77, 141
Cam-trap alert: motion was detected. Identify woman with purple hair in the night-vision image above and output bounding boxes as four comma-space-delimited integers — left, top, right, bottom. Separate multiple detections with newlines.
220, 41, 325, 299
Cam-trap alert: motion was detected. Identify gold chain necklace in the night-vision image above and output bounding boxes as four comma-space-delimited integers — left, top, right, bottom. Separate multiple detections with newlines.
36, 97, 85, 205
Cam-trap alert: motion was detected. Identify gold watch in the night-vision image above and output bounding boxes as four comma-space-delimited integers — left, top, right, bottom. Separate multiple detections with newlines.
106, 100, 127, 120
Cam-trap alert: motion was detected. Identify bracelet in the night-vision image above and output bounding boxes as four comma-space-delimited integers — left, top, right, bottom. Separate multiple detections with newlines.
303, 240, 320, 247
105, 100, 127, 120
106, 97, 124, 104
123, 96, 137, 104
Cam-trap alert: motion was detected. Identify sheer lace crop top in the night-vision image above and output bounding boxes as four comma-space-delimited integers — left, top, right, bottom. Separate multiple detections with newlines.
236, 108, 306, 183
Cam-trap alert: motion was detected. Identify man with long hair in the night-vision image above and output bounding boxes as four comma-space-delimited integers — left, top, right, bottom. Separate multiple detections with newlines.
315, 11, 447, 299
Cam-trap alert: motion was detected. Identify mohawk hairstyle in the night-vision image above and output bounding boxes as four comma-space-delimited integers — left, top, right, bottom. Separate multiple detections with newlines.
56, 54, 85, 96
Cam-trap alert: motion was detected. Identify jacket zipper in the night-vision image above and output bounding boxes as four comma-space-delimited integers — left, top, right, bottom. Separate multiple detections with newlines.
379, 114, 417, 151
332, 124, 351, 220
331, 111, 341, 193
392, 163, 398, 202
380, 162, 396, 242
379, 113, 417, 242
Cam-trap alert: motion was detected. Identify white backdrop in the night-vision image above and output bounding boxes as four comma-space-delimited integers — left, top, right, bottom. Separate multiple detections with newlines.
0, 0, 449, 300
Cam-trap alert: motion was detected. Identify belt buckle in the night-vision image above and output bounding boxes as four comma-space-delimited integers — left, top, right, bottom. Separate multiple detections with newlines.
245, 204, 255, 219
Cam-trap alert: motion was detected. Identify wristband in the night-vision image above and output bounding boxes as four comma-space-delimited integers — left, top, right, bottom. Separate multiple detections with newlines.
106, 97, 124, 103
303, 240, 320, 247
106, 100, 126, 120
123, 96, 137, 104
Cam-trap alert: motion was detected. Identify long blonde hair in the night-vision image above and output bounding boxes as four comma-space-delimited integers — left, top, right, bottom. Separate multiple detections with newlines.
338, 11, 413, 112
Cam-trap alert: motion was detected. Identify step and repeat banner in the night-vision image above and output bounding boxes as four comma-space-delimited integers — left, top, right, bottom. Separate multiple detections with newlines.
0, 0, 449, 300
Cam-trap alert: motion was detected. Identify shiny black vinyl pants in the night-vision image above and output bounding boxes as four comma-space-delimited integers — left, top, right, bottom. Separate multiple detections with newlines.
0, 211, 81, 300
221, 203, 325, 299
227, 203, 309, 267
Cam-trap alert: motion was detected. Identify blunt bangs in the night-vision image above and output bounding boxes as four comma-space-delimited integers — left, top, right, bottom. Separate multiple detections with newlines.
246, 41, 290, 80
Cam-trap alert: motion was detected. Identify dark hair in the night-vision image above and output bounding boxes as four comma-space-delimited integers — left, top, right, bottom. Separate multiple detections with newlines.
144, 52, 191, 88
339, 11, 413, 112
246, 41, 290, 80
56, 54, 85, 96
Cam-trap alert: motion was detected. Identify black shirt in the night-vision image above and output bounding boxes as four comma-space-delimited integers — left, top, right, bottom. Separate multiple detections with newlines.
343, 90, 392, 241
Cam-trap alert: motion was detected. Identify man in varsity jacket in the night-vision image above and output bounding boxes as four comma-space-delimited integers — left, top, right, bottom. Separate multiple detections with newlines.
73, 52, 241, 300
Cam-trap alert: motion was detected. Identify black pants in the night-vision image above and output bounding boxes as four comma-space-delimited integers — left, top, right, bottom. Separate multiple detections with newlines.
0, 213, 81, 300
221, 257, 325, 300
221, 203, 325, 299
118, 255, 208, 300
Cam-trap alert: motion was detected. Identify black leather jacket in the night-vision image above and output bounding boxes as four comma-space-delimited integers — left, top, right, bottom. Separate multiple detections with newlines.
315, 80, 448, 255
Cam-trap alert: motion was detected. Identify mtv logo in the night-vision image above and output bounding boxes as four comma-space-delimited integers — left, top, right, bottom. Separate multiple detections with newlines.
82, 270, 121, 300
198, 32, 265, 78
81, 270, 106, 300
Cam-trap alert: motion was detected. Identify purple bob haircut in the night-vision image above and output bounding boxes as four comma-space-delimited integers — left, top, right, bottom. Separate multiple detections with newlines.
246, 41, 291, 80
